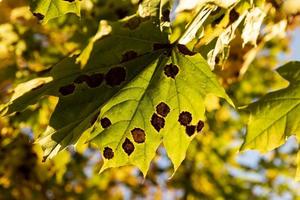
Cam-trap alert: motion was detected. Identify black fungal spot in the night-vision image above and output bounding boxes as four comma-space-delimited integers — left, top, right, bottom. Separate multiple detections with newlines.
101, 117, 111, 128
64, 0, 75, 2
156, 102, 170, 117
185, 125, 196, 136
90, 111, 100, 125
197, 120, 205, 132
164, 64, 179, 79
161, 9, 170, 22
153, 43, 173, 51
178, 111, 192, 126
121, 51, 138, 62
122, 138, 135, 155
177, 44, 196, 56
31, 83, 45, 91
86, 73, 104, 88
105, 67, 126, 87
131, 128, 146, 143
74, 74, 90, 84
103, 147, 114, 159
124, 17, 141, 30
59, 84, 75, 96
212, 13, 225, 26
229, 9, 239, 23
33, 13, 44, 20
151, 114, 165, 132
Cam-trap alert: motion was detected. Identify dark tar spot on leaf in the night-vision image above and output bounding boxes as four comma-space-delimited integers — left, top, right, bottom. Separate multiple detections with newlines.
59, 84, 75, 96
185, 125, 196, 136
156, 102, 170, 117
177, 44, 196, 56
101, 117, 111, 129
64, 0, 75, 2
229, 9, 239, 23
212, 13, 225, 26
124, 17, 141, 30
151, 113, 165, 132
131, 128, 146, 143
86, 73, 104, 88
178, 111, 192, 126
122, 138, 135, 155
164, 64, 179, 79
33, 13, 44, 20
121, 51, 138, 62
105, 67, 126, 87
90, 111, 100, 125
161, 9, 170, 22
103, 147, 114, 159
74, 74, 90, 84
153, 43, 172, 51
197, 120, 205, 132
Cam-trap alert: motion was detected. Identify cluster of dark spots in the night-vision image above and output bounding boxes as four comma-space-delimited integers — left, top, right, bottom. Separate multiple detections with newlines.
161, 9, 170, 22
131, 128, 146, 143
164, 64, 179, 79
33, 13, 44, 20
31, 83, 45, 91
86, 73, 104, 88
74, 74, 90, 84
64, 0, 75, 2
177, 44, 196, 56
212, 13, 225, 27
151, 113, 165, 132
185, 125, 196, 136
100, 117, 112, 128
153, 43, 173, 51
196, 120, 204, 132
90, 111, 100, 125
124, 17, 141, 30
122, 138, 135, 155
103, 147, 114, 159
178, 111, 192, 126
229, 9, 239, 23
105, 67, 126, 87
121, 51, 138, 62
59, 83, 75, 96
156, 102, 170, 117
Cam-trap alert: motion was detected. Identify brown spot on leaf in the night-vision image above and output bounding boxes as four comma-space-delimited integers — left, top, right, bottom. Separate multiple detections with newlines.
156, 102, 170, 117
178, 111, 192, 126
164, 64, 179, 79
197, 120, 204, 132
124, 17, 141, 30
103, 147, 114, 159
101, 117, 111, 129
161, 9, 170, 22
59, 84, 75, 96
153, 43, 172, 50
33, 13, 44, 20
229, 9, 239, 23
185, 125, 196, 136
86, 73, 104, 88
105, 67, 126, 87
131, 128, 146, 143
122, 138, 135, 155
151, 114, 165, 132
74, 74, 90, 84
90, 111, 100, 125
177, 44, 196, 56
121, 51, 138, 62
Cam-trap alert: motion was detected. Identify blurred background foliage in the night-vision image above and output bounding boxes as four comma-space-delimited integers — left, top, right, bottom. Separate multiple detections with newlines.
1, 0, 300, 199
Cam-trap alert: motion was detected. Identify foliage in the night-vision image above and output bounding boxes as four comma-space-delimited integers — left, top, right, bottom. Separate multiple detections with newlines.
1, 0, 300, 199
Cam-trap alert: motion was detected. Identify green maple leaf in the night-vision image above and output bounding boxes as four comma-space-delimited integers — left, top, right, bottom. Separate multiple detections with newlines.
241, 62, 300, 152
29, 0, 81, 23
1, 13, 232, 175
